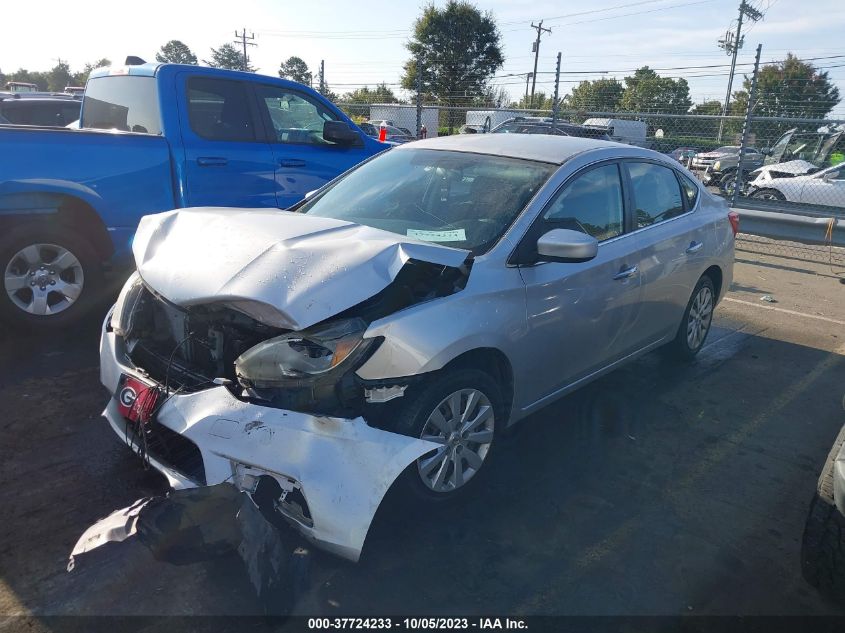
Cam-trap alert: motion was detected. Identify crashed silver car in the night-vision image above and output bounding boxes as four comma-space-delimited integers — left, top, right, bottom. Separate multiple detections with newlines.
100, 134, 736, 561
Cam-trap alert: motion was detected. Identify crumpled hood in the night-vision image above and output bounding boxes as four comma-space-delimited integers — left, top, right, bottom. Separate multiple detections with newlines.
752, 159, 817, 178
133, 207, 469, 331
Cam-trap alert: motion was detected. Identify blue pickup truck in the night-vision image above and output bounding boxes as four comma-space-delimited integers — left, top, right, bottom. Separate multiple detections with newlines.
0, 62, 389, 328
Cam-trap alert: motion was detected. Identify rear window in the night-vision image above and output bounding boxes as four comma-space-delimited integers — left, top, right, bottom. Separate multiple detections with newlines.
81, 76, 162, 134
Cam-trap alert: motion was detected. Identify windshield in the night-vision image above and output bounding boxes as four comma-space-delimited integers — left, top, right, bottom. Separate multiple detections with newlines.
299, 148, 556, 254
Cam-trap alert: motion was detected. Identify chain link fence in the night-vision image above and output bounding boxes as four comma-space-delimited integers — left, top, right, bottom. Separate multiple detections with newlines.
338, 101, 845, 268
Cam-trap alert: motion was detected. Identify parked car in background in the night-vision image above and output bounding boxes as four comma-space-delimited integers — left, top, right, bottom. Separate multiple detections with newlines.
668, 147, 698, 164
359, 121, 378, 137
801, 415, 845, 604
691, 146, 764, 190
101, 134, 735, 562
748, 164, 845, 208
459, 124, 485, 134
64, 86, 85, 96
3, 82, 39, 93
0, 95, 81, 127
491, 117, 610, 140
0, 60, 389, 330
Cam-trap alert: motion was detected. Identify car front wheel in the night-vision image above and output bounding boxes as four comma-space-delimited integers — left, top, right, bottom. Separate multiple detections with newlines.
390, 368, 502, 502
750, 188, 785, 202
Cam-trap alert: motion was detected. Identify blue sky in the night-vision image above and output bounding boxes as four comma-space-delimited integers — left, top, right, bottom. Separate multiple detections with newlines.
3, 0, 844, 114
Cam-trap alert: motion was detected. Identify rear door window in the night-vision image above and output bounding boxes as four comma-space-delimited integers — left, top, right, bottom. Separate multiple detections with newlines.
186, 77, 256, 142
627, 162, 686, 228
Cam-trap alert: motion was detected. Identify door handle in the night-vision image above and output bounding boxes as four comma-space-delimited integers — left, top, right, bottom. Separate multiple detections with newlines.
685, 241, 704, 254
613, 265, 639, 280
196, 157, 228, 167
279, 159, 306, 167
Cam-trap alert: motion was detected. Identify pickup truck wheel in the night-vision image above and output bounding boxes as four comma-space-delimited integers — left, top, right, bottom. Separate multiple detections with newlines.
0, 225, 102, 329
801, 425, 845, 604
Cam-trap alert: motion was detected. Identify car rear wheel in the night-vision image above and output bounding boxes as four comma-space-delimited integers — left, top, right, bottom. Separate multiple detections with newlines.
750, 188, 785, 202
389, 368, 502, 503
0, 224, 102, 329
666, 275, 715, 360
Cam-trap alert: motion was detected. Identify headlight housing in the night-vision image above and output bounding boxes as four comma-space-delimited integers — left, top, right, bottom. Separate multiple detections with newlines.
235, 317, 373, 388
713, 161, 721, 171
110, 272, 145, 337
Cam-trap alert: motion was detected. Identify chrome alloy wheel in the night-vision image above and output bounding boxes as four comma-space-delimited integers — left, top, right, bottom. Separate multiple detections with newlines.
4, 244, 84, 316
687, 285, 714, 350
417, 388, 495, 493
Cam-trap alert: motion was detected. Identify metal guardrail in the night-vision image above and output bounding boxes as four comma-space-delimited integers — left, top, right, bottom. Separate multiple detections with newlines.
733, 206, 845, 248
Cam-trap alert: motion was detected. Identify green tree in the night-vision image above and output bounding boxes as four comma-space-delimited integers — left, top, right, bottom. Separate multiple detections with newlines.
620, 67, 692, 113
401, 1, 504, 130
278, 56, 311, 84
72, 58, 111, 85
731, 53, 840, 130
47, 60, 74, 92
156, 40, 198, 65
510, 91, 554, 111
6, 69, 48, 91
341, 83, 401, 104
564, 78, 624, 112
204, 43, 253, 71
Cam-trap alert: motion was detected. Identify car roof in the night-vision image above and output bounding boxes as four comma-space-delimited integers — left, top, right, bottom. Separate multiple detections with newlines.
397, 133, 630, 165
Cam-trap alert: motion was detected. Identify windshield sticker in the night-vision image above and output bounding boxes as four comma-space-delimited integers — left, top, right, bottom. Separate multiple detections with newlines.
407, 229, 467, 242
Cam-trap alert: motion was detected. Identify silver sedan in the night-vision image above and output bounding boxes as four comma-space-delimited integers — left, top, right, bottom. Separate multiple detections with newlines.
101, 134, 736, 560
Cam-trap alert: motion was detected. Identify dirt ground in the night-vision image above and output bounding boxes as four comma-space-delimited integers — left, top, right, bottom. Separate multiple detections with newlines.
1, 242, 844, 625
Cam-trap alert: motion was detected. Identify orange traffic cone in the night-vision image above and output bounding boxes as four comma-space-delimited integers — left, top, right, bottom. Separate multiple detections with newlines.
378, 121, 387, 142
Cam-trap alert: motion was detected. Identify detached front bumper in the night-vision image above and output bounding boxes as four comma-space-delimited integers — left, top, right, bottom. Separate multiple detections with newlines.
99, 320, 436, 561
834, 429, 845, 519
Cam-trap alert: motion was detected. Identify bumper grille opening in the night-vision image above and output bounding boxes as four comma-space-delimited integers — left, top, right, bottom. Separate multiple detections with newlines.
129, 417, 207, 485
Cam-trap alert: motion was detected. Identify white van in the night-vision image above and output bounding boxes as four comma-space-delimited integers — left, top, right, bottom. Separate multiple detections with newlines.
582, 118, 648, 146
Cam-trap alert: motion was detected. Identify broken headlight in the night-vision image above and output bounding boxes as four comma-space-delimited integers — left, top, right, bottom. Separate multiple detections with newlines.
234, 317, 373, 388
110, 272, 145, 337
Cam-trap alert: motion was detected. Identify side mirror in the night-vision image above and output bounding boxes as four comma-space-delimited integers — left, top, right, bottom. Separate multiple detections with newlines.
324, 120, 360, 146
536, 228, 598, 263
822, 171, 839, 182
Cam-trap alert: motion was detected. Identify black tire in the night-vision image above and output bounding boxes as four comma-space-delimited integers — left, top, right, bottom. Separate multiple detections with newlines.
750, 188, 785, 202
389, 368, 504, 504
0, 223, 103, 330
665, 275, 715, 360
801, 425, 845, 604
718, 171, 737, 193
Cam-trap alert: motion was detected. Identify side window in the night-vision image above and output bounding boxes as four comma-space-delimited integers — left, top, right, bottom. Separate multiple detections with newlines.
542, 163, 624, 241
677, 171, 699, 208
255, 84, 339, 145
628, 162, 685, 228
186, 77, 256, 142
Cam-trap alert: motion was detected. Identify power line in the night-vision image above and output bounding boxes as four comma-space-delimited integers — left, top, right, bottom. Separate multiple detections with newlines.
233, 28, 256, 72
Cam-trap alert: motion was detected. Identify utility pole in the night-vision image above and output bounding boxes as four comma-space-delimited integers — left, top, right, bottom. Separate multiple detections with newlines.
732, 43, 762, 207
319, 60, 325, 95
551, 52, 562, 124
716, 1, 763, 141
529, 20, 551, 108
415, 58, 422, 138
524, 72, 533, 105
233, 28, 256, 72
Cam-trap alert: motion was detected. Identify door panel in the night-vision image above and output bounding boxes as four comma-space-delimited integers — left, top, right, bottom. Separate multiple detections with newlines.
799, 171, 845, 208
519, 237, 644, 406
253, 84, 374, 209
625, 162, 709, 344
177, 74, 277, 208
516, 162, 644, 406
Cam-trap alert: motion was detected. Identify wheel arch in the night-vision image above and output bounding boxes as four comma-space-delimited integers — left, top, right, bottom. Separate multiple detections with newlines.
436, 347, 516, 424
0, 189, 112, 261
701, 264, 723, 300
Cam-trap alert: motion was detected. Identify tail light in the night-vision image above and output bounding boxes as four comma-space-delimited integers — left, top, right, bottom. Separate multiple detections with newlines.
728, 210, 739, 237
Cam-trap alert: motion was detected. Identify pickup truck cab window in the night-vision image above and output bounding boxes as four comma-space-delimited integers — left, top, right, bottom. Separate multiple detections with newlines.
82, 76, 161, 134
627, 162, 685, 228
186, 77, 256, 142
255, 84, 339, 145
